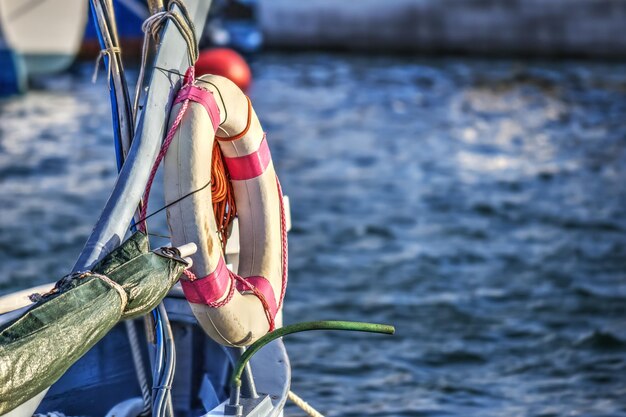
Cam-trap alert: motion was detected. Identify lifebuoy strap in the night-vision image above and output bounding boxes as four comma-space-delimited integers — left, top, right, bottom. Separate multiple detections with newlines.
181, 257, 278, 321
181, 257, 230, 305
223, 135, 272, 180
236, 276, 278, 319
174, 85, 221, 134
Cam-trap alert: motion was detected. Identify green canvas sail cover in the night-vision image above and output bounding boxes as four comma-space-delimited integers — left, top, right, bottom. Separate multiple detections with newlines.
0, 232, 187, 415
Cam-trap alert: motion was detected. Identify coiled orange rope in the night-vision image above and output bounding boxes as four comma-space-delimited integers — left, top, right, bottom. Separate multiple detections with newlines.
209, 141, 277, 330
211, 141, 237, 252
210, 95, 253, 250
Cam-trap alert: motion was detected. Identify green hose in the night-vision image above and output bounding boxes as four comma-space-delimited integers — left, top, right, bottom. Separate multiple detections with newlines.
230, 320, 395, 388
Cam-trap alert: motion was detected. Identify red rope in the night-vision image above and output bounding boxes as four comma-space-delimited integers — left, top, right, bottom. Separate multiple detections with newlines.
206, 273, 236, 308
231, 271, 276, 332
138, 66, 196, 233
211, 141, 237, 251
276, 177, 288, 311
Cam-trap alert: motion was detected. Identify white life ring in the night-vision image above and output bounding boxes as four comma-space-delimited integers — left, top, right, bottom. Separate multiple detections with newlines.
164, 74, 287, 346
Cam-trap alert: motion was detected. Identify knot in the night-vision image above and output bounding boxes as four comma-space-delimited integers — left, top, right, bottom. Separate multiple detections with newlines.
29, 271, 128, 314
92, 47, 122, 84
29, 271, 92, 302
133, 0, 198, 116
141, 0, 198, 66
183, 66, 196, 86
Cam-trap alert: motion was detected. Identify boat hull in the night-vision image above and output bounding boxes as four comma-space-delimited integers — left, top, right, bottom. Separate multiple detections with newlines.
0, 0, 87, 75
30, 289, 289, 417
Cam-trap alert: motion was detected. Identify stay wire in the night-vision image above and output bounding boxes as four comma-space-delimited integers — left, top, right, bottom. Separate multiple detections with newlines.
131, 179, 211, 233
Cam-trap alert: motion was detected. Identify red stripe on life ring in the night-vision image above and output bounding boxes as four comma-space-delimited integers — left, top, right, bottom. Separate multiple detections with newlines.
223, 135, 272, 181
181, 257, 230, 304
174, 85, 221, 134
236, 275, 278, 319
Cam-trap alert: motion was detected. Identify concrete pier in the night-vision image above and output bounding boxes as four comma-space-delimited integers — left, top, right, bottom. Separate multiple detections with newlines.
259, 0, 626, 58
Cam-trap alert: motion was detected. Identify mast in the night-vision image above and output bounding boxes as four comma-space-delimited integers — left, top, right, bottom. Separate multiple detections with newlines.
89, 0, 135, 169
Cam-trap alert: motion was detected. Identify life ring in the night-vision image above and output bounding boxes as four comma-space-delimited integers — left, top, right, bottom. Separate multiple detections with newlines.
164, 74, 287, 346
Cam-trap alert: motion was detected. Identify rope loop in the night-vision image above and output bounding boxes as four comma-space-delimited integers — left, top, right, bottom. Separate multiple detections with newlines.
231, 272, 276, 332
141, 0, 198, 65
138, 69, 195, 232
133, 0, 199, 119
92, 47, 122, 84
29, 271, 128, 314
183, 65, 196, 87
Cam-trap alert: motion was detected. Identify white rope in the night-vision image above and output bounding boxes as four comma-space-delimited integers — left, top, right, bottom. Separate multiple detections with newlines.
28, 271, 128, 314
90, 272, 128, 314
132, 0, 199, 119
288, 391, 325, 417
92, 47, 122, 84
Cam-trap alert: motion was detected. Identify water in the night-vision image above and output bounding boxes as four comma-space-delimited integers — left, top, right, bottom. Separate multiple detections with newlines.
1, 54, 626, 417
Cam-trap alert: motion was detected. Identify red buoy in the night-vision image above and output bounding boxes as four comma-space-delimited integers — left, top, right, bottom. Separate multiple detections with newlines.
194, 48, 252, 93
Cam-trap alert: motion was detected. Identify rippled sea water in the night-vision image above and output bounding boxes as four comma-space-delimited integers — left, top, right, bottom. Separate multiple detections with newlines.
1, 54, 626, 417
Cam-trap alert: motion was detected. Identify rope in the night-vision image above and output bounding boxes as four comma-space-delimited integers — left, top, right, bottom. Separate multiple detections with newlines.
276, 177, 288, 310
94, 272, 128, 314
124, 320, 152, 416
133, 0, 199, 119
231, 272, 275, 332
211, 141, 237, 251
205, 130, 281, 330
133, 179, 212, 229
182, 269, 275, 331
92, 47, 122, 84
138, 66, 196, 233
288, 391, 325, 417
29, 271, 128, 314
215, 97, 252, 141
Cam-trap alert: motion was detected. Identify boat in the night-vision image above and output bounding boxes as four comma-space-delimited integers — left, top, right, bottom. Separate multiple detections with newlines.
259, 0, 626, 58
0, 0, 285, 415
205, 0, 262, 53
0, 0, 88, 76
82, 0, 148, 60
0, 1, 393, 416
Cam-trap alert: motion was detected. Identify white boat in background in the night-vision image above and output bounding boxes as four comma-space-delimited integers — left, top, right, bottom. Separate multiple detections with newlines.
259, 0, 626, 58
0, 0, 87, 75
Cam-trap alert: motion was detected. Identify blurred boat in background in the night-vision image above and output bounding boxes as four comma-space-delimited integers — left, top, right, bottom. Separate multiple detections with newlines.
205, 0, 262, 54
0, 0, 87, 96
0, 0, 87, 75
81, 0, 262, 61
260, 0, 626, 58
3, 0, 626, 97
0, 0, 258, 97
81, 0, 147, 60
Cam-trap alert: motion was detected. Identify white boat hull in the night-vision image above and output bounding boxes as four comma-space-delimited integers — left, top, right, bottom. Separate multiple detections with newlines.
0, 0, 88, 74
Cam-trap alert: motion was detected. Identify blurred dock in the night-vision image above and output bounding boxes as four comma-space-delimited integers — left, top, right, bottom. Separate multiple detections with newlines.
260, 0, 626, 58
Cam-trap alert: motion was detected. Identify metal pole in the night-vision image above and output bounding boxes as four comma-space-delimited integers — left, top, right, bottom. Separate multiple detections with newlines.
89, 0, 134, 168
78, 4, 212, 416
73, 0, 212, 271
147, 0, 165, 15
226, 347, 259, 399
